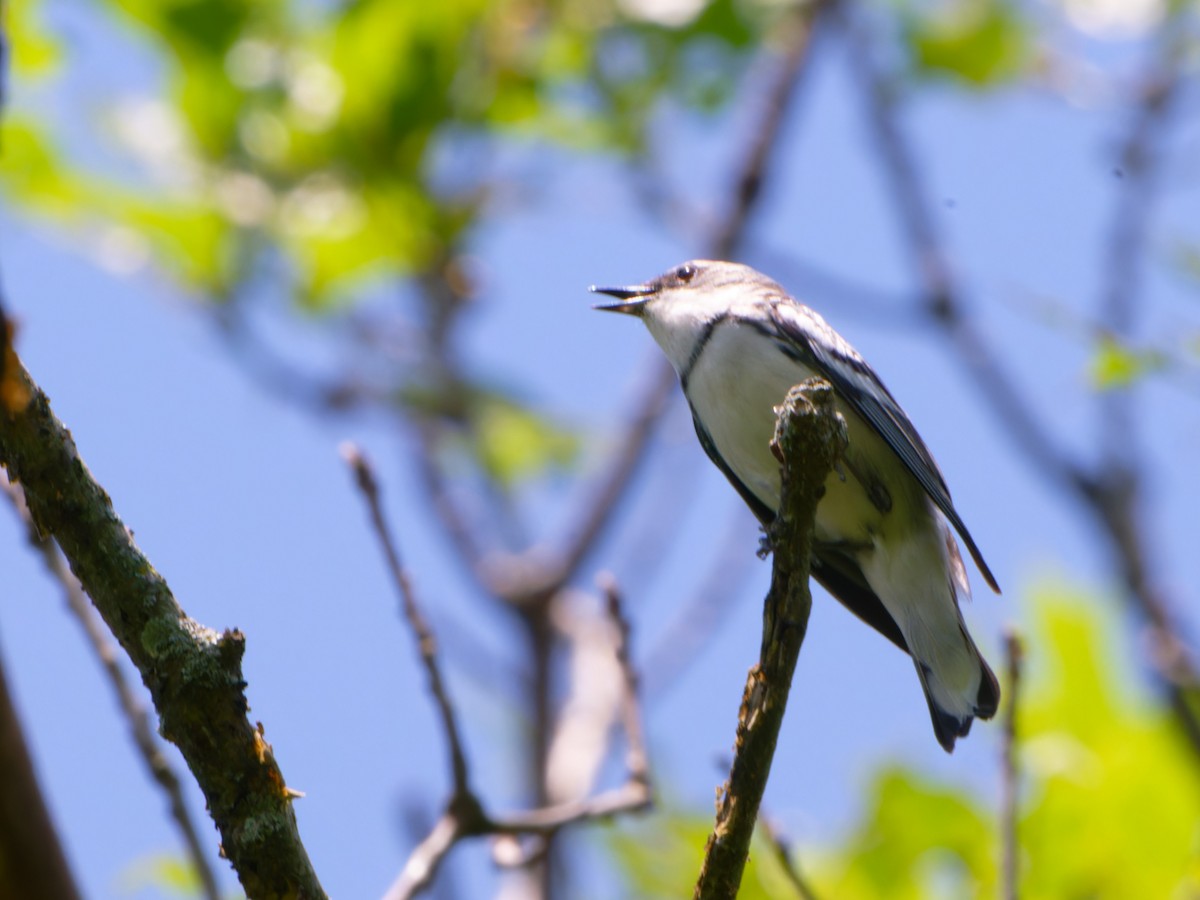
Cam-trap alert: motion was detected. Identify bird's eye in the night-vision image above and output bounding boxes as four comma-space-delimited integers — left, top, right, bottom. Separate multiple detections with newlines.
675, 263, 697, 284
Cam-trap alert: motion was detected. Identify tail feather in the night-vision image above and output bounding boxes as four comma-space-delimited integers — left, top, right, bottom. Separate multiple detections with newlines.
916, 652, 1000, 753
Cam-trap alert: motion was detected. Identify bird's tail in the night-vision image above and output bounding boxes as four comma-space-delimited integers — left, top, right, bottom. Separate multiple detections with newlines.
915, 637, 1000, 753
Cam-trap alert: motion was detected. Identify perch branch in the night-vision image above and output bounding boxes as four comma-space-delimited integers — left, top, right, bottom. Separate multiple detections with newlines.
694, 379, 846, 899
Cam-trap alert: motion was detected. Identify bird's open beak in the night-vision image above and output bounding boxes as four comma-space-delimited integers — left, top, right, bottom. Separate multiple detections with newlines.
590, 283, 654, 315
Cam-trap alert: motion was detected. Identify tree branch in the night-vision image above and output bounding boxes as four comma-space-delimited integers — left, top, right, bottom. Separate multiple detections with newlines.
694, 379, 847, 899
341, 444, 472, 795
0, 354, 324, 900
342, 448, 653, 900
1001, 630, 1024, 900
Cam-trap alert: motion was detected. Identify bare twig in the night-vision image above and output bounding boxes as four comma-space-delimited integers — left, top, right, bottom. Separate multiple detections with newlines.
599, 574, 651, 792
1085, 31, 1200, 753
342, 443, 472, 794
343, 448, 652, 900
694, 380, 846, 899
759, 814, 820, 900
1, 474, 221, 900
1001, 630, 1024, 900
0, 353, 324, 899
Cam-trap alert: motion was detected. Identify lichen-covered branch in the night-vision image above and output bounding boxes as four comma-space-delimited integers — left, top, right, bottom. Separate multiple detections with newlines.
0, 354, 324, 900
694, 379, 847, 899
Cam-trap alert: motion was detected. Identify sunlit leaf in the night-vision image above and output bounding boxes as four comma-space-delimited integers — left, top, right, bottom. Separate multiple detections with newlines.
116, 853, 203, 896
1087, 334, 1165, 390
608, 809, 807, 899
8, 0, 62, 77
471, 394, 580, 487
815, 768, 996, 899
904, 0, 1029, 87
1017, 586, 1200, 899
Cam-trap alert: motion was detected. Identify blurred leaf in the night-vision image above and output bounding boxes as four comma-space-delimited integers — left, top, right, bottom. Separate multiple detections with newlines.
904, 0, 1029, 87
608, 809, 807, 899
116, 853, 203, 897
1017, 586, 1200, 899
8, 0, 62, 77
5, 0, 781, 302
471, 393, 580, 487
0, 120, 90, 216
803, 586, 1200, 899
1087, 335, 1165, 390
815, 768, 996, 898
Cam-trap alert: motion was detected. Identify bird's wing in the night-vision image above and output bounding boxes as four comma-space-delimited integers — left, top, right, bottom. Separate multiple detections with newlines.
690, 408, 912, 654
766, 300, 1000, 593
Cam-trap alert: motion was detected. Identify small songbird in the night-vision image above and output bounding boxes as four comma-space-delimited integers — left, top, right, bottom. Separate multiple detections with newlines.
592, 260, 999, 751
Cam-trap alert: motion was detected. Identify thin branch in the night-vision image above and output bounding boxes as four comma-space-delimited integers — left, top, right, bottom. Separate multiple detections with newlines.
839, 8, 1082, 493
1001, 630, 1024, 900
1085, 31, 1200, 751
694, 379, 847, 899
1, 474, 220, 900
342, 443, 472, 794
711, 0, 835, 261
599, 574, 651, 793
0, 353, 324, 900
759, 814, 820, 900
343, 449, 652, 900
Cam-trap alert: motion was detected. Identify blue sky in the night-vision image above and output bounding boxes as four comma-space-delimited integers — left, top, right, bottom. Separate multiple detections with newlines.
2, 5, 1198, 898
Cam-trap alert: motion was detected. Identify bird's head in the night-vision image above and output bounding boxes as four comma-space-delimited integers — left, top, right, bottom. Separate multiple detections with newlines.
591, 259, 780, 371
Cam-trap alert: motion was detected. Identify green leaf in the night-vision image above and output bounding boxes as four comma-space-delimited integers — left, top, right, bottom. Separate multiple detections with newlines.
1016, 586, 1200, 899
8, 0, 62, 77
471, 394, 580, 488
116, 853, 204, 897
816, 768, 996, 899
905, 0, 1029, 88
607, 809, 808, 899
1087, 335, 1164, 391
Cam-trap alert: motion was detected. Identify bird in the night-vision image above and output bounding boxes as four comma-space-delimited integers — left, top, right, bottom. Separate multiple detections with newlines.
592, 259, 999, 752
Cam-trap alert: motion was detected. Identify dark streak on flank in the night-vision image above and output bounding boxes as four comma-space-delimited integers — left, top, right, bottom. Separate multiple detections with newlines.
679, 313, 729, 392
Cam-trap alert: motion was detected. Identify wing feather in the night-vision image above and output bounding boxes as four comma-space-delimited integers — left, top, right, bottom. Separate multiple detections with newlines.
766, 301, 1000, 593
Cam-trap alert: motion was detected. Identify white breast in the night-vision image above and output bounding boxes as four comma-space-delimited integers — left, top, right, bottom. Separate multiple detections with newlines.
684, 321, 913, 545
